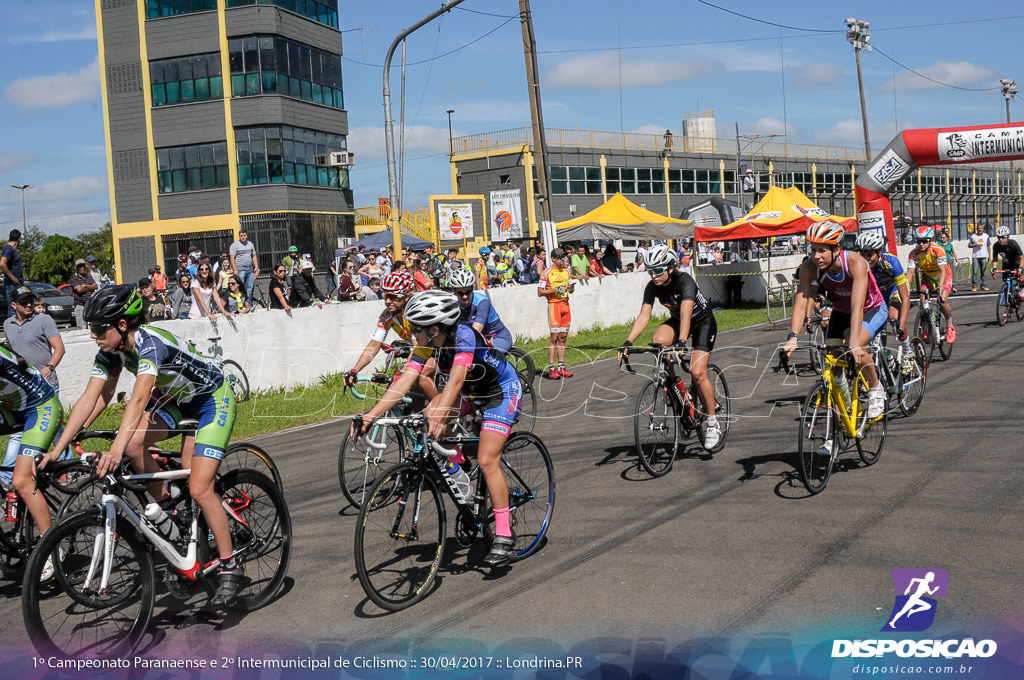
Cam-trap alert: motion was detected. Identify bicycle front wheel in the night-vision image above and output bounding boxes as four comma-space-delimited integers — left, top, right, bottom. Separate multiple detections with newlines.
221, 359, 251, 403
808, 323, 825, 374
937, 314, 953, 361
338, 423, 405, 509
633, 381, 679, 477
997, 285, 1010, 326
914, 311, 936, 363
514, 378, 538, 433
1016, 292, 1024, 322
487, 431, 555, 561
898, 338, 927, 417
695, 363, 731, 454
797, 384, 835, 495
22, 510, 154, 659
355, 463, 446, 611
856, 373, 887, 466
506, 346, 536, 386
222, 442, 283, 490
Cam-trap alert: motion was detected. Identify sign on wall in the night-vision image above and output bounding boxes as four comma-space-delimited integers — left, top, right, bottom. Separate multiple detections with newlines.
489, 189, 523, 240
438, 203, 475, 241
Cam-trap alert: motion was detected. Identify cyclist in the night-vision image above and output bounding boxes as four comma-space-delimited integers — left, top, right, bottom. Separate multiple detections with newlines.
353, 290, 521, 567
618, 245, 722, 450
906, 225, 956, 343
538, 247, 574, 380
39, 286, 243, 608
783, 221, 887, 420
474, 247, 491, 290
446, 268, 513, 353
991, 226, 1024, 301
855, 230, 913, 359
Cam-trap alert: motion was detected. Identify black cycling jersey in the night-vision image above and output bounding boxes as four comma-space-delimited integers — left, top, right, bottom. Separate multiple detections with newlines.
642, 270, 711, 322
993, 239, 1023, 270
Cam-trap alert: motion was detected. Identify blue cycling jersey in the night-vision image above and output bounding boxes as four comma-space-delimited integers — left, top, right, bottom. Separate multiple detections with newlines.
459, 292, 509, 340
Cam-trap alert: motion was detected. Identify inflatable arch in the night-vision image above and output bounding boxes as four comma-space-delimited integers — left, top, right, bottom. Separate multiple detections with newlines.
855, 122, 1024, 253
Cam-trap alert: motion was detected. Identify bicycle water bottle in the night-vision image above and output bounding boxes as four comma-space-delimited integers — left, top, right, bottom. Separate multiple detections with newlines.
834, 369, 852, 414
144, 503, 180, 541
5, 491, 18, 522
430, 450, 472, 504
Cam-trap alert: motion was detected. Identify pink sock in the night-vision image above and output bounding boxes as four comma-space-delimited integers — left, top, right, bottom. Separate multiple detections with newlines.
493, 506, 511, 537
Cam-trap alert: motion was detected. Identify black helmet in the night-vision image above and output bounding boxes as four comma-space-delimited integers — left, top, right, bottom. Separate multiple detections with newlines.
82, 285, 144, 326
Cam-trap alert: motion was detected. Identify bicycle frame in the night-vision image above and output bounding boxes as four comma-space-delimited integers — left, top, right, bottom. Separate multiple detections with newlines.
622, 345, 699, 425
816, 347, 870, 438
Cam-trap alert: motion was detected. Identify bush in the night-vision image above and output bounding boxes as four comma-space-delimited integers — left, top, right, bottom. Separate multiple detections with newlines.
30, 235, 81, 286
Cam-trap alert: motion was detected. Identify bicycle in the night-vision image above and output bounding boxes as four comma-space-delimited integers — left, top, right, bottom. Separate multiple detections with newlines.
620, 344, 732, 477
21, 456, 291, 659
797, 344, 888, 494
870, 319, 928, 418
777, 303, 828, 376
914, 288, 953, 363
249, 281, 268, 310
206, 333, 250, 403
993, 268, 1024, 326
353, 414, 554, 611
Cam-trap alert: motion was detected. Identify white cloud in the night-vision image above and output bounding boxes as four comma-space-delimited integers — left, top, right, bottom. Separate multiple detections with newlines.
347, 124, 453, 160
33, 176, 108, 202
809, 118, 900, 147
0, 151, 37, 175
741, 117, 793, 137
3, 57, 101, 109
0, 28, 97, 45
792, 63, 842, 89
880, 61, 998, 93
544, 53, 725, 90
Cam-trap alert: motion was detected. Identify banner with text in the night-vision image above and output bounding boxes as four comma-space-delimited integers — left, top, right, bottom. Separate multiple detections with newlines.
489, 189, 523, 240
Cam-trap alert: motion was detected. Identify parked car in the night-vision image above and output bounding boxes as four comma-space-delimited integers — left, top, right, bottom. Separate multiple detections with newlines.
25, 281, 75, 327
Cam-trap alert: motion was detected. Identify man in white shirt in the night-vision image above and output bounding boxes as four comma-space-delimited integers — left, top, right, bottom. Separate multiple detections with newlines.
229, 229, 259, 302
968, 224, 991, 291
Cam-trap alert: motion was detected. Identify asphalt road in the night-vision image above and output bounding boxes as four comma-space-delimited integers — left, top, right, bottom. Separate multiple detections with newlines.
1, 292, 1021, 673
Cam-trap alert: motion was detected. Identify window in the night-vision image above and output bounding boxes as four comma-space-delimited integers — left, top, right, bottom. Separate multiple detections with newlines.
156, 141, 229, 193
151, 53, 222, 107
146, 0, 217, 18
236, 124, 348, 188
228, 35, 343, 108
225, 0, 339, 29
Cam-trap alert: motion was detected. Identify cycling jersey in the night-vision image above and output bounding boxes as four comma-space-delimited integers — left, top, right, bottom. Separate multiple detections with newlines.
816, 251, 884, 315
0, 345, 55, 413
869, 252, 908, 301
906, 244, 950, 281
372, 308, 412, 343
539, 265, 571, 302
460, 292, 512, 352
992, 239, 1023, 270
642, 270, 712, 322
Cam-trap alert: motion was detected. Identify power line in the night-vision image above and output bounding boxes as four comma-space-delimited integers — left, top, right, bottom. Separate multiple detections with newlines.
696, 0, 841, 33
872, 45, 1002, 92
343, 16, 516, 68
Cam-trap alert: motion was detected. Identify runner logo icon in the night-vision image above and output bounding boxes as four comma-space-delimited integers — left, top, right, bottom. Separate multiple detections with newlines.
882, 568, 948, 632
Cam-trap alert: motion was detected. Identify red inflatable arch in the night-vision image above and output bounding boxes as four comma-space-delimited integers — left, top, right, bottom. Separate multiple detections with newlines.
854, 122, 1024, 253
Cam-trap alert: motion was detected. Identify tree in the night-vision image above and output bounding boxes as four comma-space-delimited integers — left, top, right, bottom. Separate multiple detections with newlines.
30, 235, 81, 287
16, 225, 47, 279
77, 222, 114, 276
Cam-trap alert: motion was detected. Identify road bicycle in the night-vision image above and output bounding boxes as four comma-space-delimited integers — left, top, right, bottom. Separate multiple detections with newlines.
353, 414, 554, 611
777, 304, 829, 376
797, 344, 887, 494
21, 457, 291, 659
914, 288, 953, 363
205, 332, 250, 403
870, 319, 928, 418
993, 268, 1024, 326
621, 344, 732, 477
249, 281, 268, 310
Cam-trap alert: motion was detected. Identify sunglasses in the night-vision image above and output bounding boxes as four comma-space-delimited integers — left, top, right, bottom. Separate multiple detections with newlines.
229, 282, 239, 286
199, 267, 210, 272
89, 323, 113, 335
648, 265, 671, 276
454, 288, 474, 297
916, 239, 931, 245
384, 293, 405, 303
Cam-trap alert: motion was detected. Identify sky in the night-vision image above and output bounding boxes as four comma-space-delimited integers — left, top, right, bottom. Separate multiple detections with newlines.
1, 0, 1022, 237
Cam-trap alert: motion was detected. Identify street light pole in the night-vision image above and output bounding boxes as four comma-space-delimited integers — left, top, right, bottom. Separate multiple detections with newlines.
846, 18, 872, 161
10, 184, 32, 231
446, 109, 455, 159
1001, 79, 1018, 231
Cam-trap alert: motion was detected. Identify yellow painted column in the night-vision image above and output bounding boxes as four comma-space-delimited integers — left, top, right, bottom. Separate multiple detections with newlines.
217, 4, 239, 222
600, 154, 607, 202
522, 145, 538, 240
666, 155, 674, 215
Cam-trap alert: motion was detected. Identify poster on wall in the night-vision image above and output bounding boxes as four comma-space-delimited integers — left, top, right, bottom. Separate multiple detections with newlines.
438, 203, 474, 241
489, 189, 523, 240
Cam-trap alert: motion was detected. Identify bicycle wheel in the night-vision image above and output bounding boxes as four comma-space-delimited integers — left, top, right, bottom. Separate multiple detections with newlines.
997, 285, 1010, 326
914, 311, 936, 362
514, 379, 538, 433
354, 463, 446, 611
797, 384, 835, 495
633, 381, 679, 477
506, 346, 536, 386
222, 441, 283, 491
695, 363, 731, 454
808, 322, 825, 374
485, 431, 555, 560
937, 313, 953, 361
897, 339, 927, 417
338, 423, 405, 509
0, 510, 36, 576
1016, 292, 1024, 322
22, 510, 154, 659
250, 284, 268, 310
221, 359, 251, 403
856, 371, 887, 466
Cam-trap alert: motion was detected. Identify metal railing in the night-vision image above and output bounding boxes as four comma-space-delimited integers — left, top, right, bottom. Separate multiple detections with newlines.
354, 205, 434, 243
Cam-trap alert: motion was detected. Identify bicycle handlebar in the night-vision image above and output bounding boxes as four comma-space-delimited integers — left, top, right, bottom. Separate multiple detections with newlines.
618, 343, 689, 374
345, 373, 394, 400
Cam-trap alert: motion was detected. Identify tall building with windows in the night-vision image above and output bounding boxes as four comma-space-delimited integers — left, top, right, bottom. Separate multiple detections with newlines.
97, 0, 353, 283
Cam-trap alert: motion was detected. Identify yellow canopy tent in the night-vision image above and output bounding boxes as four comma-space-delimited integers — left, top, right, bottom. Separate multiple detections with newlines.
555, 192, 694, 241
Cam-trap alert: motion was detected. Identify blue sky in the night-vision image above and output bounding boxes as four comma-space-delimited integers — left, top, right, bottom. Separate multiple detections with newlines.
1, 1, 1022, 236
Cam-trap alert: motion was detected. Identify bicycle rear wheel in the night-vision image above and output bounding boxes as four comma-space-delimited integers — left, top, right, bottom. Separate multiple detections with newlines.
997, 285, 1011, 326
22, 510, 154, 659
1016, 292, 1024, 322
897, 338, 927, 417
221, 359, 251, 403
354, 463, 446, 611
338, 422, 405, 509
485, 431, 555, 560
506, 346, 536, 386
797, 384, 835, 495
222, 441, 283, 490
695, 363, 731, 454
633, 381, 679, 477
914, 311, 936, 363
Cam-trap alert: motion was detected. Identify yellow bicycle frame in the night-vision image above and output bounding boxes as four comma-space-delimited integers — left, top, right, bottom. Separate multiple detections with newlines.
820, 349, 876, 438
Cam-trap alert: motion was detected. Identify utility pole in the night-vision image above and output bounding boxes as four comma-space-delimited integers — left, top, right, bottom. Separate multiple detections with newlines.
520, 0, 552, 231
10, 184, 31, 230
846, 18, 872, 161
1001, 79, 1018, 231
1001, 79, 1017, 124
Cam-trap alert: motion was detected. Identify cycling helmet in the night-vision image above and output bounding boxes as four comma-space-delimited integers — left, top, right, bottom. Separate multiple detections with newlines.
403, 290, 461, 328
806, 220, 844, 245
478, 246, 492, 256
643, 244, 676, 269
177, 253, 187, 262
447, 267, 476, 290
855, 230, 886, 252
82, 285, 144, 326
914, 225, 934, 241
996, 226, 1011, 237
379, 271, 414, 296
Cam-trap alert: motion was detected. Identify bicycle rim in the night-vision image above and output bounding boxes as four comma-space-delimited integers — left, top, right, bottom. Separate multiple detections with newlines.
856, 372, 887, 466
488, 432, 555, 560
997, 287, 1010, 326
22, 510, 154, 659
221, 359, 251, 403
695, 364, 730, 454
338, 423, 404, 509
914, 311, 935, 360
797, 384, 835, 494
1016, 294, 1024, 322
515, 378, 538, 433
355, 463, 446, 611
507, 346, 537, 386
937, 314, 953, 361
223, 441, 283, 491
898, 339, 927, 417
633, 381, 679, 477
809, 324, 825, 374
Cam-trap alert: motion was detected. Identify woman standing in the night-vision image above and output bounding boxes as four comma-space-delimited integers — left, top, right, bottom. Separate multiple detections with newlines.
189, 262, 231, 319
336, 259, 363, 301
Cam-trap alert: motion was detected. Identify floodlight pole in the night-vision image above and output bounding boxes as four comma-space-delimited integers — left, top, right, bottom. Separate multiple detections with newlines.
10, 184, 31, 230
846, 18, 872, 161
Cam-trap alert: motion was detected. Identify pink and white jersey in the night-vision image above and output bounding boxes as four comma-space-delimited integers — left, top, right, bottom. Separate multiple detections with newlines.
816, 251, 884, 315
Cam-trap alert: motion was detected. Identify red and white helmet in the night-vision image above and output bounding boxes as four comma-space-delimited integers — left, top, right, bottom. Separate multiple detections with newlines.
806, 220, 844, 245
914, 225, 934, 241
380, 271, 414, 296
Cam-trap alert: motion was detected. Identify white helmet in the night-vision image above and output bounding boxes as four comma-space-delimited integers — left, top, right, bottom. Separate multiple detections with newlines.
996, 226, 1011, 237
447, 267, 476, 289
855, 230, 886, 252
643, 244, 676, 269
403, 290, 461, 327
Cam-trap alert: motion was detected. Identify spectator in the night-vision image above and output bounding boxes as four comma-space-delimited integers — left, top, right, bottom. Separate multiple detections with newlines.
3, 286, 63, 392
601, 243, 622, 274
217, 257, 234, 292
175, 253, 190, 280
713, 246, 724, 265
532, 248, 546, 282
69, 258, 98, 328
969, 224, 991, 291
188, 261, 230, 319
33, 299, 48, 317
289, 261, 324, 308
282, 245, 298, 282
326, 258, 338, 298
1, 229, 23, 319
587, 248, 605, 279
358, 250, 384, 287
569, 245, 589, 281
137, 277, 168, 322
376, 247, 393, 276
361, 276, 381, 301
167, 273, 193, 319
337, 260, 363, 301
151, 264, 167, 291
85, 254, 108, 289
224, 275, 250, 314
229, 229, 259, 303
410, 255, 433, 292
186, 253, 199, 279
269, 264, 292, 311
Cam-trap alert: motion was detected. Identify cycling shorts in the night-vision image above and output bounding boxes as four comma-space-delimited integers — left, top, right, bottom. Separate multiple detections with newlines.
882, 287, 902, 309
150, 380, 236, 460
15, 394, 63, 457
920, 272, 953, 296
659, 313, 718, 353
470, 378, 522, 439
825, 305, 888, 342
548, 300, 571, 333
